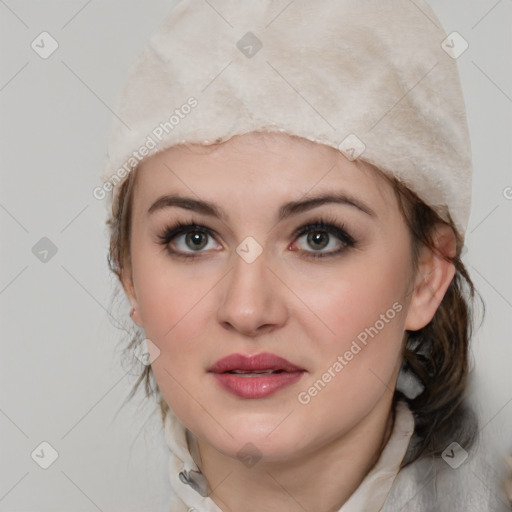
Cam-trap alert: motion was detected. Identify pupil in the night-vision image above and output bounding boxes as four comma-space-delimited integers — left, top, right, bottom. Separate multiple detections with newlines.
186, 231, 207, 250
308, 231, 328, 250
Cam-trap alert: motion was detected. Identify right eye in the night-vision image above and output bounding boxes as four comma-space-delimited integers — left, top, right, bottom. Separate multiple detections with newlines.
157, 221, 221, 258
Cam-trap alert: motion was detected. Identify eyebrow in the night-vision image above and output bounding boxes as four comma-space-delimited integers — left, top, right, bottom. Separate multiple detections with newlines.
147, 192, 377, 221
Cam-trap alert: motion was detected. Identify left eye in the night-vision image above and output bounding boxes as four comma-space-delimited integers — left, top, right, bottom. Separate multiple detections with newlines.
292, 222, 355, 258
296, 229, 343, 252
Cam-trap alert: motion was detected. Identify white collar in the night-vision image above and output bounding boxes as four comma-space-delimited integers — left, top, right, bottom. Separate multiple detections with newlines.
163, 400, 415, 511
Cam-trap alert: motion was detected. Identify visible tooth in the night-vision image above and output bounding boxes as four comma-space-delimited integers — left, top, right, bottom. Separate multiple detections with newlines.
235, 373, 271, 377
230, 369, 276, 375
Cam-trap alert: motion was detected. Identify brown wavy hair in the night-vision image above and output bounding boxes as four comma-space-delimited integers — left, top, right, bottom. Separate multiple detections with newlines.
106, 150, 483, 467
384, 173, 484, 467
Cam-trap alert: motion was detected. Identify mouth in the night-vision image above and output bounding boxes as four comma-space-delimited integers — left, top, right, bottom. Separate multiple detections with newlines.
207, 352, 306, 399
207, 352, 305, 374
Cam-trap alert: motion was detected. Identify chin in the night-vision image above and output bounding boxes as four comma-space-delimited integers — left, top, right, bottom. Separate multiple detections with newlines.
193, 411, 313, 464
213, 432, 304, 465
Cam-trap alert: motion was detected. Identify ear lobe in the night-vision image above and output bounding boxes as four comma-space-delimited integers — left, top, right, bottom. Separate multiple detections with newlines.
120, 268, 143, 326
404, 224, 457, 331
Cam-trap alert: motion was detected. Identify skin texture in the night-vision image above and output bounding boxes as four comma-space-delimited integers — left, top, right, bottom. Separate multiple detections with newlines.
122, 132, 456, 512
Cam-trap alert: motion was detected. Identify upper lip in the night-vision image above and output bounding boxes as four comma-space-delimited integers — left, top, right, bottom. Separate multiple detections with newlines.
208, 352, 304, 373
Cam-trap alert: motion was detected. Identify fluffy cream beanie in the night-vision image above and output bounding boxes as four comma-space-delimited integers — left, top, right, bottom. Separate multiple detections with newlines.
99, 0, 473, 238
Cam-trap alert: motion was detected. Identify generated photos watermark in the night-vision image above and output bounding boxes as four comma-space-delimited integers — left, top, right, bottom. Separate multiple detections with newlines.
297, 301, 403, 405
93, 96, 198, 200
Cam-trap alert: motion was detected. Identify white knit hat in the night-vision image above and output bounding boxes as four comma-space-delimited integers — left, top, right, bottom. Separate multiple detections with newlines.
99, 0, 473, 237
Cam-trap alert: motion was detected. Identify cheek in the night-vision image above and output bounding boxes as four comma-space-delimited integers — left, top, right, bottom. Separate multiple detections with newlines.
131, 243, 208, 338
293, 249, 409, 407
294, 246, 410, 347
133, 257, 213, 424
130, 246, 218, 386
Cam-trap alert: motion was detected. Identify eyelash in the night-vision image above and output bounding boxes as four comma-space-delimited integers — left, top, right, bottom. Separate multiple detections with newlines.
156, 215, 357, 260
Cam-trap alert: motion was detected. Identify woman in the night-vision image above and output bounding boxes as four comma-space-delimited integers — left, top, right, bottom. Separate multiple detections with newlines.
100, 0, 511, 510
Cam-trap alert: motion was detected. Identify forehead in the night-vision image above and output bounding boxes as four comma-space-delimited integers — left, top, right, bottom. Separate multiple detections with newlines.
133, 132, 396, 217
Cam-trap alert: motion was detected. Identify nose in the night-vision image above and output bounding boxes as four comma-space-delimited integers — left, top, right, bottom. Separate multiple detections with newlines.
216, 248, 289, 338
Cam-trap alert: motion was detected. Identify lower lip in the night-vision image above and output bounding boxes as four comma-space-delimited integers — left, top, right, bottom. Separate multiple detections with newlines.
211, 371, 305, 399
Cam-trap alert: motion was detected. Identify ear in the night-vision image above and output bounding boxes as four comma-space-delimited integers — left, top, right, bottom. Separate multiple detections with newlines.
120, 267, 144, 327
404, 223, 457, 331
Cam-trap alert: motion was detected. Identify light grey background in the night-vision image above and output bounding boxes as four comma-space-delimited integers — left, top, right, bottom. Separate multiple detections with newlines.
0, 1, 511, 510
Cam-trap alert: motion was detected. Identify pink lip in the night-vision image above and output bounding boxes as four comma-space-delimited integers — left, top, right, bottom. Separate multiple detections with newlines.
207, 352, 306, 399
208, 352, 304, 373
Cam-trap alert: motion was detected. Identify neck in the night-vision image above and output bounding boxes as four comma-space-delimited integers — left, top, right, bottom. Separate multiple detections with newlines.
194, 394, 396, 512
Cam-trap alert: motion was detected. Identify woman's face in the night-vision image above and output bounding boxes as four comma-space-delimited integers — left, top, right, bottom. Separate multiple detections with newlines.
125, 132, 420, 462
